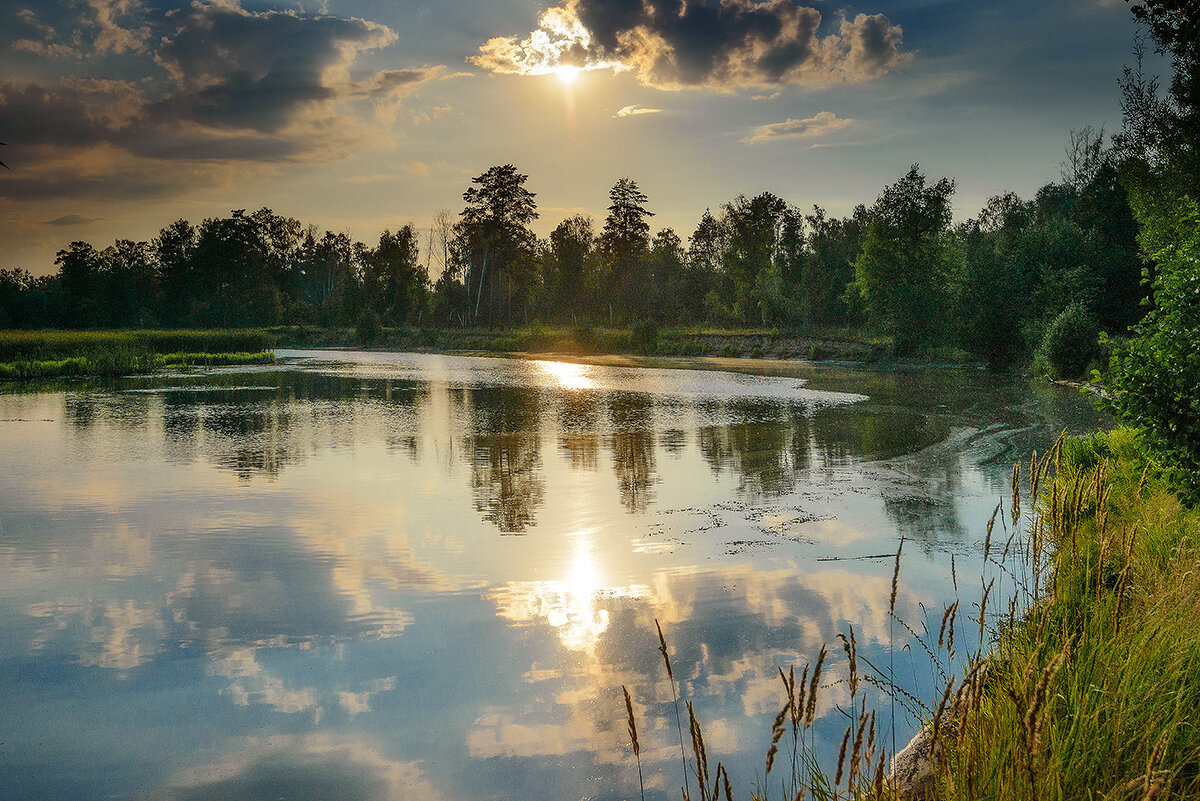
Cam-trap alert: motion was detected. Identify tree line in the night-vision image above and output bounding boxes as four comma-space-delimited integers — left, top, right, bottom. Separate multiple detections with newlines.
0, 141, 1145, 373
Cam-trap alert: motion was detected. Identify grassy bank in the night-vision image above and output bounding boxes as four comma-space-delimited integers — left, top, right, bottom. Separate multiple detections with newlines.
623, 427, 1200, 800
0, 329, 276, 381
271, 323, 960, 365
924, 428, 1200, 800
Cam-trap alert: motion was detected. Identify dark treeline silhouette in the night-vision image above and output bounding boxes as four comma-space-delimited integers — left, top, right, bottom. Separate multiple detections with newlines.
1, 140, 1145, 371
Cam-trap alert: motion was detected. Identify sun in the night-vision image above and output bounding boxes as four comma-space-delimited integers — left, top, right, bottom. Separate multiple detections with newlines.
554, 65, 580, 85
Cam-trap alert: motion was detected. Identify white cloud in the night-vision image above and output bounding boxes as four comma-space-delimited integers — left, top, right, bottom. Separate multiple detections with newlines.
742, 111, 854, 144
615, 104, 662, 118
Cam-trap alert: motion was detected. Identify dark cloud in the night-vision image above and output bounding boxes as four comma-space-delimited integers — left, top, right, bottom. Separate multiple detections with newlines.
474, 0, 910, 89
0, 1, 446, 200
152, 0, 397, 132
43, 214, 101, 226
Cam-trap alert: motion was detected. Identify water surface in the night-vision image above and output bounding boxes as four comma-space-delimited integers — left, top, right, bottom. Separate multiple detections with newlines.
0, 351, 1105, 800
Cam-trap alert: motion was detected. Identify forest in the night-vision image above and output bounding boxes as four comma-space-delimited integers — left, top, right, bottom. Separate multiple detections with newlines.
0, 2, 1194, 399
0, 133, 1146, 379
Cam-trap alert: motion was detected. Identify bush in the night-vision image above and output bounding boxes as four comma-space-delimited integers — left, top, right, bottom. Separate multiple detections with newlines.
630, 319, 658, 353
1101, 193, 1200, 496
355, 308, 382, 346
1036, 302, 1099, 379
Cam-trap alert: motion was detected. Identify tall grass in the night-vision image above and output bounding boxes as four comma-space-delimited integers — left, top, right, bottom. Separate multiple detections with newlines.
0, 329, 275, 363
622, 426, 1200, 799
0, 329, 276, 380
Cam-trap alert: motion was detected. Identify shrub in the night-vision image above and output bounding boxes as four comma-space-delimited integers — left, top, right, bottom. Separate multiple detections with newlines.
355, 308, 382, 346
630, 319, 658, 353
1101, 193, 1200, 496
1037, 302, 1099, 379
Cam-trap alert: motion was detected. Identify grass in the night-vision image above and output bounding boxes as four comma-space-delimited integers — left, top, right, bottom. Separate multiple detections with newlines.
0, 329, 275, 362
0, 329, 276, 381
621, 426, 1200, 799
270, 323, 902, 363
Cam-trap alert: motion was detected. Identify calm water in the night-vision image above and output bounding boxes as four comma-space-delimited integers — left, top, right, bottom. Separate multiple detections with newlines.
0, 351, 1105, 800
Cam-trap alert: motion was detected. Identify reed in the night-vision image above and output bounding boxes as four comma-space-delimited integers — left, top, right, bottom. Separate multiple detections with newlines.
624, 685, 645, 801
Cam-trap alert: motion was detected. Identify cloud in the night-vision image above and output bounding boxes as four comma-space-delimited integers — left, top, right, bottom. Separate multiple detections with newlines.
473, 0, 910, 90
151, 0, 401, 132
741, 110, 853, 143
615, 103, 662, 117
85, 0, 150, 55
43, 214, 101, 226
0, 0, 449, 200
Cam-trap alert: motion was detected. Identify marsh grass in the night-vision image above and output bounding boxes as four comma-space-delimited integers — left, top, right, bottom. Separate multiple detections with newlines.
623, 426, 1200, 800
0, 330, 276, 380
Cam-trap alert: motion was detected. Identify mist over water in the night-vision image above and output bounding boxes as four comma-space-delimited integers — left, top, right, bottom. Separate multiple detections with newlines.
0, 352, 1105, 800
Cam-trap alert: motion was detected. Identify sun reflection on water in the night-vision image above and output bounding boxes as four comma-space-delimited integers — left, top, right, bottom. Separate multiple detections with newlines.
533, 360, 596, 391
491, 529, 647, 651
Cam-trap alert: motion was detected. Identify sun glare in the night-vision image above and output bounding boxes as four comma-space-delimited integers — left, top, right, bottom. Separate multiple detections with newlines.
555, 65, 580, 85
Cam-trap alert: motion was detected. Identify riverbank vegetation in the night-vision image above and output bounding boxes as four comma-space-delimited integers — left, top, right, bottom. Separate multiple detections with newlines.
628, 427, 1200, 800
0, 152, 1138, 376
0, 329, 275, 380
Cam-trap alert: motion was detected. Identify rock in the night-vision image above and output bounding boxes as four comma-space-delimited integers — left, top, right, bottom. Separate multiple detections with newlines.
889, 727, 936, 799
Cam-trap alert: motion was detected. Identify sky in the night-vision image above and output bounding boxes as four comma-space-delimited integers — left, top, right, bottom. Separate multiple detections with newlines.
0, 0, 1157, 275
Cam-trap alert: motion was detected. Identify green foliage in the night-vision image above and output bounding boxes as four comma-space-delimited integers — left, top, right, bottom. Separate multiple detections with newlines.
155, 351, 275, 367
853, 166, 957, 354
1036, 302, 1100, 379
0, 329, 274, 362
629, 319, 658, 353
1100, 192, 1200, 494
355, 307, 382, 346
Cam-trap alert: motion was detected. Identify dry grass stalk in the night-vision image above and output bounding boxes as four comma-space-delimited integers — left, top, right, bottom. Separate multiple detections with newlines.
805, 645, 827, 727
1012, 462, 1021, 526
687, 701, 709, 797
656, 619, 675, 681
985, 504, 999, 563
1030, 449, 1040, 501
1024, 633, 1076, 756
890, 540, 905, 615
849, 709, 869, 788
794, 665, 808, 730
938, 600, 959, 651
765, 701, 788, 774
834, 723, 852, 785
839, 627, 860, 699
873, 749, 887, 799
1137, 459, 1152, 499
624, 685, 646, 801
977, 577, 995, 657
1114, 525, 1140, 637
656, 618, 692, 800
931, 677, 956, 748
624, 685, 640, 758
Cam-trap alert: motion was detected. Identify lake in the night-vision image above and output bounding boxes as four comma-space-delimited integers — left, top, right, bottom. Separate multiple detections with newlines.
0, 351, 1106, 800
